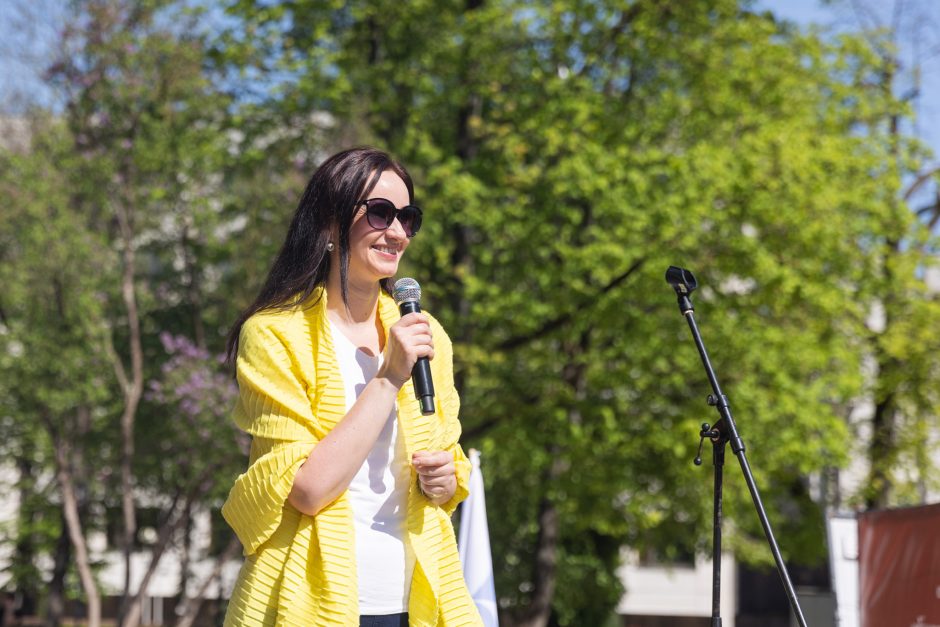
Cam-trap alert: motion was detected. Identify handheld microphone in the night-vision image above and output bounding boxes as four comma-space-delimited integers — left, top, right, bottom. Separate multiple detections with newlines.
393, 278, 435, 415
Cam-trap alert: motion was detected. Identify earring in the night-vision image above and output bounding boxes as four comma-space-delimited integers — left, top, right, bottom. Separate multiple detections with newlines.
326, 241, 335, 252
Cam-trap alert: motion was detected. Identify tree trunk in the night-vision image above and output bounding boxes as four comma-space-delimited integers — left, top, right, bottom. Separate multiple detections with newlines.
124, 475, 214, 627
44, 513, 72, 627
446, 0, 484, 391
13, 453, 40, 623
867, 386, 897, 509
176, 509, 193, 620
121, 505, 181, 627
53, 433, 101, 627
173, 535, 242, 627
180, 217, 206, 349
512, 331, 590, 627
114, 196, 144, 625
1, 593, 15, 627
513, 485, 561, 627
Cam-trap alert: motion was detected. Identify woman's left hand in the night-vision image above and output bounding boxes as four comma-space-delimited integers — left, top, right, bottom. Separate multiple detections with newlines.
413, 450, 457, 505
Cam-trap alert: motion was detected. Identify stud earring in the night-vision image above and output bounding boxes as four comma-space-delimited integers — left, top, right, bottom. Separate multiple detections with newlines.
326, 241, 335, 252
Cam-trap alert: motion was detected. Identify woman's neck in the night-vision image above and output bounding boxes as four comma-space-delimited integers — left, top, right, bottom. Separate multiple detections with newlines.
325, 273, 381, 326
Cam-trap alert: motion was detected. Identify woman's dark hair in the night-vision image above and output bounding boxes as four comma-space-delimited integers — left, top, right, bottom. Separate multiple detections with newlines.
225, 146, 414, 363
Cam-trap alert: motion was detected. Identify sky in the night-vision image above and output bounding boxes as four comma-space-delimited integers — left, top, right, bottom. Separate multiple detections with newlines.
0, 1, 63, 113
1, 0, 938, 192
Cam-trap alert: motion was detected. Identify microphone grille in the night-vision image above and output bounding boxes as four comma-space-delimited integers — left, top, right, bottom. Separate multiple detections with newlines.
393, 277, 421, 305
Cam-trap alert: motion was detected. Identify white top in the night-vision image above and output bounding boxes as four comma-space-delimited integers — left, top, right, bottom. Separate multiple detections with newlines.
330, 320, 415, 614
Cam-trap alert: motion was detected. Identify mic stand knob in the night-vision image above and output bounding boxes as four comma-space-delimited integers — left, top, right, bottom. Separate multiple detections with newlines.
693, 422, 722, 466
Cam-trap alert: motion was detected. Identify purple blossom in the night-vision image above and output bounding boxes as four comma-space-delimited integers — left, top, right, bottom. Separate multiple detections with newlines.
188, 370, 208, 391
158, 331, 177, 353
180, 398, 199, 416
149, 333, 237, 435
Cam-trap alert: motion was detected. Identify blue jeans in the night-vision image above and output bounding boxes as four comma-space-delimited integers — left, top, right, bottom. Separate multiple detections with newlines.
359, 613, 408, 627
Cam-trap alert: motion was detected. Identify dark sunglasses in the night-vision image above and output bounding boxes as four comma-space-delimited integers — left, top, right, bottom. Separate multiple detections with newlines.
360, 198, 423, 238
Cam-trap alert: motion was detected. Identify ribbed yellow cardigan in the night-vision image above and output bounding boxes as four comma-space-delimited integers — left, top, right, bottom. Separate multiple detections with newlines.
221, 287, 482, 626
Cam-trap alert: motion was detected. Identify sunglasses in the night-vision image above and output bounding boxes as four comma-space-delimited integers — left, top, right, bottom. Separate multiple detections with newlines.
360, 198, 423, 238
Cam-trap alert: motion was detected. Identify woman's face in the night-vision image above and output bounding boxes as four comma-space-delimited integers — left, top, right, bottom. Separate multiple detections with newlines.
344, 169, 412, 286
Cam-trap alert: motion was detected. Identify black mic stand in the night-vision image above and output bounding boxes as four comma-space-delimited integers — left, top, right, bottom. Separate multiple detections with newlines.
665, 266, 808, 627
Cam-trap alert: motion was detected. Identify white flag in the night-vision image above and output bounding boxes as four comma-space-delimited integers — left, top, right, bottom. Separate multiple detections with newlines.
458, 449, 499, 627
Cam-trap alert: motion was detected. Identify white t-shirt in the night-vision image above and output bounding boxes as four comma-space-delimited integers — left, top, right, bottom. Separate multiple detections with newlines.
330, 320, 415, 614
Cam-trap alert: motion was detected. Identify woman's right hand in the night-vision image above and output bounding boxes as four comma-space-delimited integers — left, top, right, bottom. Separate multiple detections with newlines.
379, 312, 434, 389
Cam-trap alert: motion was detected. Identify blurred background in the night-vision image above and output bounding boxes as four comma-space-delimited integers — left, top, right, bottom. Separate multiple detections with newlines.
1, 0, 938, 625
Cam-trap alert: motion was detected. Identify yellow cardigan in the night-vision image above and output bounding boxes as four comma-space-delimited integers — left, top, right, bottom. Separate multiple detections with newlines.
222, 287, 482, 626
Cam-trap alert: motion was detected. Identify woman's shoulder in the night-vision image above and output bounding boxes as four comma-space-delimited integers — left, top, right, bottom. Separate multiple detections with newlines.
242, 306, 305, 336
239, 302, 322, 358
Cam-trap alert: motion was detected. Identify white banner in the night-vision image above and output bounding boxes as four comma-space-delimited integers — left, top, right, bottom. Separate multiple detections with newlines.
827, 515, 859, 627
458, 449, 499, 627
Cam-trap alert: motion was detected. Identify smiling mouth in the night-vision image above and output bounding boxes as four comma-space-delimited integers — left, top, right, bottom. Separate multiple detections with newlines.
371, 245, 399, 256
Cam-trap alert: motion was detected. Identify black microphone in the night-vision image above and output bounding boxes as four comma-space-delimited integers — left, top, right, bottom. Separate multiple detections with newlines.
393, 278, 435, 415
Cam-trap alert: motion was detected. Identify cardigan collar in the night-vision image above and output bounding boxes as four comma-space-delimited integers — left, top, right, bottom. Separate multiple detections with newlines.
301, 284, 399, 338
301, 284, 435, 455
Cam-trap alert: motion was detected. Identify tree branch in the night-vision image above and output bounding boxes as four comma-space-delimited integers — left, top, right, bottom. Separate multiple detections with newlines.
104, 323, 130, 393
122, 469, 218, 627
49, 423, 101, 627
461, 417, 502, 442
497, 257, 646, 351
113, 192, 144, 621
904, 164, 940, 202
173, 534, 243, 627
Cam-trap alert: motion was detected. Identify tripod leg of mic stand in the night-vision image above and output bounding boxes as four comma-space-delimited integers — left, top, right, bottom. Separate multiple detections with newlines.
735, 451, 808, 627
711, 440, 724, 627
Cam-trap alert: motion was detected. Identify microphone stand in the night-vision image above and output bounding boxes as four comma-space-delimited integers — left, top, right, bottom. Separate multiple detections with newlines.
665, 266, 808, 627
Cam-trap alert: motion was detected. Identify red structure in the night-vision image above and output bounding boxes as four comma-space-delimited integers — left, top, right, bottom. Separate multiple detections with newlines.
859, 502, 940, 627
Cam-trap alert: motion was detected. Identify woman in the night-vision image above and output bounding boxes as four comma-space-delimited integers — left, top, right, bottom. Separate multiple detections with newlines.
221, 147, 482, 626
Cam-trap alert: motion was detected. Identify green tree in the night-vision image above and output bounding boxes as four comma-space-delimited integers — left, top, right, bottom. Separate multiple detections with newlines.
831, 0, 940, 509
0, 114, 116, 627
42, 2, 247, 623
1, 1, 250, 625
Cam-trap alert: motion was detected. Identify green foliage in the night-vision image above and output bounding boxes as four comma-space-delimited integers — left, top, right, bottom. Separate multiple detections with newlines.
0, 114, 116, 601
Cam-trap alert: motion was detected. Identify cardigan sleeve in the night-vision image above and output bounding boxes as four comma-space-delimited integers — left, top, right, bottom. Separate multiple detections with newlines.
441, 438, 471, 516
431, 319, 471, 517
221, 315, 319, 556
